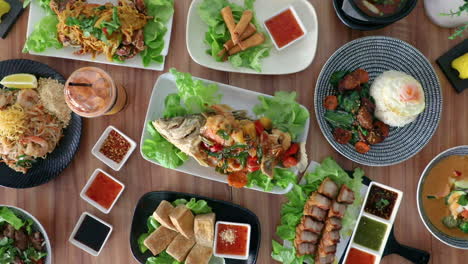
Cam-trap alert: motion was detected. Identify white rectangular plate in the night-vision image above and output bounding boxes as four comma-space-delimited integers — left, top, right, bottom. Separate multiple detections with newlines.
140, 73, 310, 195
281, 161, 370, 263
186, 0, 318, 75
26, 0, 173, 71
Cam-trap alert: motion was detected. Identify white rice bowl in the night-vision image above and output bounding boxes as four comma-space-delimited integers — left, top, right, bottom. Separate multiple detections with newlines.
370, 70, 425, 127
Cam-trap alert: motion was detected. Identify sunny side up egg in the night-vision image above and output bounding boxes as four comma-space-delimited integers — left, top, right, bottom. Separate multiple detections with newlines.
370, 70, 426, 127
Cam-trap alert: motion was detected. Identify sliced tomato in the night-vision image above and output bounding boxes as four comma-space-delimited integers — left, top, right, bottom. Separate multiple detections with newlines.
247, 156, 260, 172
209, 144, 223, 152
283, 156, 298, 168
254, 120, 264, 135
462, 210, 468, 219
284, 143, 299, 157
453, 170, 462, 177
227, 171, 248, 188
102, 27, 109, 35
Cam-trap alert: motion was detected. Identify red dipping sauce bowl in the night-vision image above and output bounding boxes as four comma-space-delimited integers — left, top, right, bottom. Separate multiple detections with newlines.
213, 221, 251, 260
264, 6, 307, 51
80, 169, 125, 214
345, 247, 377, 264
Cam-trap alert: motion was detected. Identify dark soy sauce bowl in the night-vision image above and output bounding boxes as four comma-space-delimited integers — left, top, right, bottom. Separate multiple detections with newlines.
348, 0, 418, 24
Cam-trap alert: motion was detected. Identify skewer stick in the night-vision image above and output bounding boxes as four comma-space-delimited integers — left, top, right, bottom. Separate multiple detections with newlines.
232, 10, 253, 45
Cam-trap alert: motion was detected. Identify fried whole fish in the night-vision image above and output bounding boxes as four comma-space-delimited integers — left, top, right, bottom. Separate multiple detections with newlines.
152, 105, 306, 184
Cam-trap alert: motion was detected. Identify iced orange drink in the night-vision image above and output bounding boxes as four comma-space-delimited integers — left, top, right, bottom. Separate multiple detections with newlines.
64, 67, 127, 117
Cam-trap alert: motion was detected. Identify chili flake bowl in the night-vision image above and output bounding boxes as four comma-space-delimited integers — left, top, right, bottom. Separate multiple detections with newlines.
92, 125, 136, 171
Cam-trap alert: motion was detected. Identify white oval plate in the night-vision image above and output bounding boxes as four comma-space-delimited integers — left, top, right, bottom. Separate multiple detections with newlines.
186, 0, 318, 75
140, 72, 310, 195
26, 0, 173, 71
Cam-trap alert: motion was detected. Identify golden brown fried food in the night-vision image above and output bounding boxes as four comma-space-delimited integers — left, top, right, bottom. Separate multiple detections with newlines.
333, 128, 352, 144
323, 95, 338, 110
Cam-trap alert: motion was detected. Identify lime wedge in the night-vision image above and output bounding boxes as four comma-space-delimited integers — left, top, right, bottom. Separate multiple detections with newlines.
0, 73, 38, 89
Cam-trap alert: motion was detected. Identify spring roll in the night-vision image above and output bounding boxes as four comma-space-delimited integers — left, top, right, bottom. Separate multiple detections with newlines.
238, 33, 265, 51
217, 23, 257, 58
228, 45, 242, 56
221, 6, 236, 40
232, 10, 253, 44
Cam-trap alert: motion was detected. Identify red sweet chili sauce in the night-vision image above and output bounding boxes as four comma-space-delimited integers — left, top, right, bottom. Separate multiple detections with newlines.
85, 172, 123, 209
215, 224, 249, 256
345, 248, 376, 264
265, 8, 304, 48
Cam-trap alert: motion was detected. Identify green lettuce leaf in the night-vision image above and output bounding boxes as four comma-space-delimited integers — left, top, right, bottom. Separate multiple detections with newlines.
23, 15, 62, 53
141, 122, 188, 169
146, 251, 181, 264
272, 157, 365, 263
169, 68, 222, 114
141, 0, 174, 66
197, 0, 271, 72
0, 207, 24, 230
253, 91, 309, 140
246, 168, 297, 192
172, 198, 213, 214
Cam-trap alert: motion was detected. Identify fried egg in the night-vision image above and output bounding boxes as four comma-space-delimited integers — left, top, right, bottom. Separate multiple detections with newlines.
370, 70, 425, 127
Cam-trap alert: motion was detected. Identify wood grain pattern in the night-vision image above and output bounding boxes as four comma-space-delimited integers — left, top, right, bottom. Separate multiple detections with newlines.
0, 0, 467, 263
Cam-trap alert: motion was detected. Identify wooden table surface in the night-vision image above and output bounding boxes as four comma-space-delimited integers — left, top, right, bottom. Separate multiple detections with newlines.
1, 0, 468, 263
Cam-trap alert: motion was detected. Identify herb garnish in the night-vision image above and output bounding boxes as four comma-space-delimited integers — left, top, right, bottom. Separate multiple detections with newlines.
458, 194, 468, 206
65, 7, 121, 42
426, 195, 436, 199
15, 155, 36, 168
375, 198, 390, 211
216, 129, 230, 140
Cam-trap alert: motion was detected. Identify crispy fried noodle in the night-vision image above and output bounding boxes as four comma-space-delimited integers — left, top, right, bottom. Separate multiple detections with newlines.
53, 0, 148, 61
0, 78, 71, 173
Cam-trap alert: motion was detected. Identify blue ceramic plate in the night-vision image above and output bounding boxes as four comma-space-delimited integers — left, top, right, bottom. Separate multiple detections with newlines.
314, 36, 442, 166
417, 146, 468, 249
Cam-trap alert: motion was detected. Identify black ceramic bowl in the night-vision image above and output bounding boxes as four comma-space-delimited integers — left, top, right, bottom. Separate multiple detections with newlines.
348, 0, 418, 24
333, 0, 392, 31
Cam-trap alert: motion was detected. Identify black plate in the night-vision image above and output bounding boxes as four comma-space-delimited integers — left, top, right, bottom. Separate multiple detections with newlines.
0, 59, 82, 188
338, 174, 430, 264
436, 38, 468, 93
333, 0, 391, 31
130, 191, 261, 264
0, 0, 24, 39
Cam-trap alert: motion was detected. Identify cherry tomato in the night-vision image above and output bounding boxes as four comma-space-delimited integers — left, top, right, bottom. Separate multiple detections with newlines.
283, 156, 298, 168
209, 144, 223, 152
254, 120, 264, 135
228, 171, 248, 188
284, 143, 299, 157
453, 170, 462, 177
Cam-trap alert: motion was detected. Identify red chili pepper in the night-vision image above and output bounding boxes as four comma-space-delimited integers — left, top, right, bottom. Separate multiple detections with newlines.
247, 156, 260, 172
283, 156, 298, 168
284, 143, 299, 157
254, 120, 264, 135
453, 170, 462, 177
209, 144, 223, 152
102, 27, 109, 35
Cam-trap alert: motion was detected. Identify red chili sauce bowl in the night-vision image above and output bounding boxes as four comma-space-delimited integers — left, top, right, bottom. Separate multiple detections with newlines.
264, 6, 306, 50
81, 169, 125, 214
214, 221, 251, 260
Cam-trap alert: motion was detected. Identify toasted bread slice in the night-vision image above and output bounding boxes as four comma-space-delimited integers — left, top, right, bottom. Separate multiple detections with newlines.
153, 200, 176, 231
169, 205, 195, 239
143, 226, 178, 256
194, 213, 216, 247
185, 243, 213, 264
166, 233, 196, 262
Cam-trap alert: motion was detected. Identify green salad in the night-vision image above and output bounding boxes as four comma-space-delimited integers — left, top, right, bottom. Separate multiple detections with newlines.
0, 207, 48, 264
23, 0, 174, 67
142, 68, 309, 192
271, 157, 365, 264
197, 0, 271, 72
